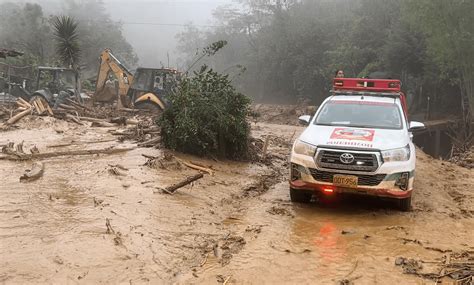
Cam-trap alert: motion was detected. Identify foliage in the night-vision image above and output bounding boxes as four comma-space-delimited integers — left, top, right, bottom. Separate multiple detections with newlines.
0, 3, 53, 64
53, 16, 81, 68
405, 0, 474, 118
176, 0, 473, 117
63, 0, 138, 72
0, 1, 137, 74
159, 66, 251, 159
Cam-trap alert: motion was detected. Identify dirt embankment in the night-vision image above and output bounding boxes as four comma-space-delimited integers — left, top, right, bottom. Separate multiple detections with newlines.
0, 116, 473, 284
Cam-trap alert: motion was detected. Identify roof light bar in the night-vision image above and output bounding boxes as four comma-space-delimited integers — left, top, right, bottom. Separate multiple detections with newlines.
333, 78, 401, 92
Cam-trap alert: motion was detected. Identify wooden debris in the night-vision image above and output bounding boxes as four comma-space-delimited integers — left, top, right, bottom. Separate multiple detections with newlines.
176, 158, 215, 175
65, 114, 84, 125
137, 137, 160, 147
105, 218, 115, 234
20, 162, 44, 182
6, 108, 32, 125
262, 135, 270, 157
30, 146, 40, 154
159, 173, 204, 194
91, 121, 116, 128
58, 103, 77, 111
0, 145, 136, 161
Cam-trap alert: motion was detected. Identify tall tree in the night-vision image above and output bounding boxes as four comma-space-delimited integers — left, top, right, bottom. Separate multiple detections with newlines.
53, 16, 81, 68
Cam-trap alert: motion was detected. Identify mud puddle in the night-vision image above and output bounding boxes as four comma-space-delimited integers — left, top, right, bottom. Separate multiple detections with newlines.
0, 117, 473, 284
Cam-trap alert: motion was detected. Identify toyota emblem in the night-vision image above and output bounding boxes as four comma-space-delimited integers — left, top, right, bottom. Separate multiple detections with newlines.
340, 153, 355, 164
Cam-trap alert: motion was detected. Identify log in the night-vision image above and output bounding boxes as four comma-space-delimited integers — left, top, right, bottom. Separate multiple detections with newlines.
160, 173, 204, 194
6, 108, 31, 125
0, 146, 136, 161
176, 158, 215, 175
36, 100, 46, 115
32, 100, 41, 114
58, 103, 77, 111
46, 103, 54, 116
66, 98, 94, 112
137, 137, 161, 147
20, 162, 44, 182
65, 114, 84, 125
78, 116, 107, 123
262, 135, 270, 157
91, 121, 116, 128
18, 97, 32, 108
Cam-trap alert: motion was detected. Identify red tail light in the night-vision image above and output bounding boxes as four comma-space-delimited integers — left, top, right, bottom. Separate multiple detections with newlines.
323, 187, 334, 194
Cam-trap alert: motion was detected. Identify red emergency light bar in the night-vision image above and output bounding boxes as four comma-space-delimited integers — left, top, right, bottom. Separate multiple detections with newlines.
333, 78, 401, 92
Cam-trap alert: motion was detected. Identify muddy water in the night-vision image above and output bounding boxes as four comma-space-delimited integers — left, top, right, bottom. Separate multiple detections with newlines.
1, 118, 473, 284
187, 180, 473, 284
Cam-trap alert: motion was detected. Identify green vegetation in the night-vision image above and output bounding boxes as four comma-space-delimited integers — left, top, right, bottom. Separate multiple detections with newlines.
0, 0, 137, 71
53, 16, 81, 68
159, 66, 251, 159
177, 0, 473, 120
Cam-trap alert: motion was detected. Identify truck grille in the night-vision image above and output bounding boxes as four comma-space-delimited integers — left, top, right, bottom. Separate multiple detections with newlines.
316, 150, 379, 172
309, 169, 386, 186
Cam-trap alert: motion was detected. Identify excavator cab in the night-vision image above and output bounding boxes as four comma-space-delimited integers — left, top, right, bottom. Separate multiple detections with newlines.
93, 49, 181, 112
129, 68, 181, 111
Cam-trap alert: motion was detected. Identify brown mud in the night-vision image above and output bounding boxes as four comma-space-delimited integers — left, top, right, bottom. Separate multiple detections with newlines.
0, 116, 473, 284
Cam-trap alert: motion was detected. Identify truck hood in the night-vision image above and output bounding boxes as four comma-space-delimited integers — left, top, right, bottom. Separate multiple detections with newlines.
298, 125, 409, 151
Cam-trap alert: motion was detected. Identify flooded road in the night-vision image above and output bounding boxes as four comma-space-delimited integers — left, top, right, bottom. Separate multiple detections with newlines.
1, 117, 473, 284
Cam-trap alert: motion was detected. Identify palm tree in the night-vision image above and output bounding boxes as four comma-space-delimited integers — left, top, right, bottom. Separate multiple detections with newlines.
53, 16, 82, 102
52, 16, 80, 68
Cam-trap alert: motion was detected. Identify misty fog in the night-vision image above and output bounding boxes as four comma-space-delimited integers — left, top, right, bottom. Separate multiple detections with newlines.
0, 0, 235, 67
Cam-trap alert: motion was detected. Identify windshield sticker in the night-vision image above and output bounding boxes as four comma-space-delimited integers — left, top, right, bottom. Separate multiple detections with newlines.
330, 128, 375, 141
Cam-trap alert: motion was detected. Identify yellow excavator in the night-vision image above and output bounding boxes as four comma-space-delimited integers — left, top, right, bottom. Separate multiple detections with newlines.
93, 48, 134, 108
93, 48, 180, 111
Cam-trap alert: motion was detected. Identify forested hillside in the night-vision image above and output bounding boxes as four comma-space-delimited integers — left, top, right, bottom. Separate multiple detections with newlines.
178, 0, 473, 119
0, 0, 137, 74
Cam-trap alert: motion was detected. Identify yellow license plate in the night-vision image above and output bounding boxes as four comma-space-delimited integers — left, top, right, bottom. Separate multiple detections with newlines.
333, 175, 358, 188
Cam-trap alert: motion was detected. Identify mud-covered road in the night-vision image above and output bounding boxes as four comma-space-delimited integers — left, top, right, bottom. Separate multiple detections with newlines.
1, 117, 473, 284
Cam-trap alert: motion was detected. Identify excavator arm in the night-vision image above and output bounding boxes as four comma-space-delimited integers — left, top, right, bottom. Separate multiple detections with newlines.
94, 48, 134, 107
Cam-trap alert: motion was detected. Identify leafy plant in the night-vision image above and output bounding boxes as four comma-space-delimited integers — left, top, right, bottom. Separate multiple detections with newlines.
52, 16, 80, 68
159, 65, 251, 159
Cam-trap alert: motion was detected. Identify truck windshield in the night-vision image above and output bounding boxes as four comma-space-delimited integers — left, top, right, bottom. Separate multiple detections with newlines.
315, 100, 403, 129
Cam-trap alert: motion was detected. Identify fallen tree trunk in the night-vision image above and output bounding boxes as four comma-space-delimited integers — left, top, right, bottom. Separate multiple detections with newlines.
65, 114, 84, 125
7, 108, 31, 125
160, 173, 204, 194
177, 158, 215, 175
0, 147, 136, 161
91, 121, 116, 128
20, 162, 44, 182
137, 137, 161, 147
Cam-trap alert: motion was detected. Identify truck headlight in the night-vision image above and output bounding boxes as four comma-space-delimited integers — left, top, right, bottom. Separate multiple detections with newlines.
293, 140, 316, 157
382, 145, 410, 162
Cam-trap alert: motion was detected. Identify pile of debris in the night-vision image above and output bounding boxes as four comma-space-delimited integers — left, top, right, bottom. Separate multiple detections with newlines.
449, 146, 474, 169
395, 251, 473, 283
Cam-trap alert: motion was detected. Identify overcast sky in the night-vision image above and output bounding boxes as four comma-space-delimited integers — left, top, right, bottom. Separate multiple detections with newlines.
103, 0, 234, 67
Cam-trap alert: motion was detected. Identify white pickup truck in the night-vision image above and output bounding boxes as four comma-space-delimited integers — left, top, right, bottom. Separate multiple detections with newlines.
289, 78, 425, 211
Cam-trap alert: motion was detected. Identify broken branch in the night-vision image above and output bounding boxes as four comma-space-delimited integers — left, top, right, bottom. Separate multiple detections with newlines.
159, 173, 204, 194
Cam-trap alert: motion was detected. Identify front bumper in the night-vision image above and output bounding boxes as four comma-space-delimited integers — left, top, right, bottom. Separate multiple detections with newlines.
290, 150, 415, 199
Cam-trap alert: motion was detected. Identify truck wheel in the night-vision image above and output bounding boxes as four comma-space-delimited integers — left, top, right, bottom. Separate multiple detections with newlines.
397, 197, 411, 211
290, 188, 312, 203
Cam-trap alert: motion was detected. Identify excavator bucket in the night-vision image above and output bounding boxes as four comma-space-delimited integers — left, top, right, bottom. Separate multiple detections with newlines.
93, 82, 117, 103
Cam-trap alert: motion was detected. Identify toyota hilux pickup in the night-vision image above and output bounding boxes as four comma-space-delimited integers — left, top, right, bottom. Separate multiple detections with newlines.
289, 78, 425, 211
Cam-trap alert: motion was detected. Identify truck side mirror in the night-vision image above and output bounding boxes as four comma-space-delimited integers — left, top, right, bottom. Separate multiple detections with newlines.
298, 115, 311, 126
409, 121, 425, 132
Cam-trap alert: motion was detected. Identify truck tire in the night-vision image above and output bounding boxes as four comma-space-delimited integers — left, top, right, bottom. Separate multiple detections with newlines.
290, 188, 312, 203
397, 197, 411, 211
